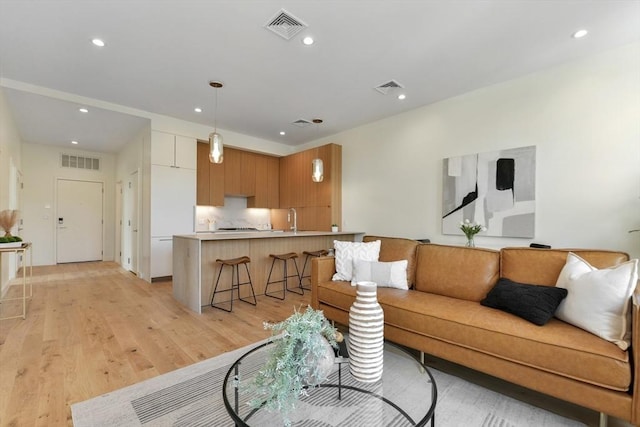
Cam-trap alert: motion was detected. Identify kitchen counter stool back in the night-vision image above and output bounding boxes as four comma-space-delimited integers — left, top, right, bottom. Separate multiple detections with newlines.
265, 252, 304, 299
210, 256, 257, 312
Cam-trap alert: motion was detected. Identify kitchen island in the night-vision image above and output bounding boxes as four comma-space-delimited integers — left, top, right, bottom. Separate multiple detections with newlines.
172, 231, 363, 313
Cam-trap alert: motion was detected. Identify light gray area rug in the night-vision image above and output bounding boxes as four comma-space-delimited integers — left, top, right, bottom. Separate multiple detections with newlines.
71, 342, 584, 427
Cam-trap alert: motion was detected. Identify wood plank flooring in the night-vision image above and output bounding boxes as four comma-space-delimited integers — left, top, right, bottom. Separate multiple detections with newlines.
0, 262, 309, 427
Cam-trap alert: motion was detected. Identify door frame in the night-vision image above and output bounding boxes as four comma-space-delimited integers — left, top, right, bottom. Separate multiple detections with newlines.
54, 177, 105, 263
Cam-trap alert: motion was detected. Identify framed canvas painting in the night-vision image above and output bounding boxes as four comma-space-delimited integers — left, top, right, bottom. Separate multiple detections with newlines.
442, 146, 536, 238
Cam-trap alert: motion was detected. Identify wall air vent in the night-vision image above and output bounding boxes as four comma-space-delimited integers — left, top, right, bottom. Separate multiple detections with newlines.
374, 80, 405, 95
61, 153, 100, 171
291, 118, 313, 128
265, 9, 308, 40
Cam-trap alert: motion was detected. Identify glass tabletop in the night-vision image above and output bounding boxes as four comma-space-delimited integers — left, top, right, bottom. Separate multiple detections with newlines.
223, 337, 437, 426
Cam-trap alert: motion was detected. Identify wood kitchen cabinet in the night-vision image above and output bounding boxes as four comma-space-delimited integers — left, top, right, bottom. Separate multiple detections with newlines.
196, 141, 224, 206
248, 154, 279, 208
224, 148, 256, 197
278, 143, 341, 230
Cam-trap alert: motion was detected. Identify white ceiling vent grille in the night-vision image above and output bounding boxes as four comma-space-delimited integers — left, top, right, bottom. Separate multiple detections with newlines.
61, 153, 100, 171
265, 9, 307, 40
374, 80, 405, 95
291, 118, 312, 127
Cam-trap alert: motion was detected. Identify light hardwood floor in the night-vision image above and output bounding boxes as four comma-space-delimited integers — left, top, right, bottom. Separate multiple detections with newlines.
0, 262, 309, 426
0, 262, 632, 427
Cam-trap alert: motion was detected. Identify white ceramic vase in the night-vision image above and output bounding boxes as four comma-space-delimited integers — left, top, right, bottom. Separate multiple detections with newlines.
348, 281, 384, 382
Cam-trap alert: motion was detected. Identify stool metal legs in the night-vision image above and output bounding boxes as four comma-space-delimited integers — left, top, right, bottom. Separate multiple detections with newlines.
265, 256, 303, 300
211, 261, 257, 312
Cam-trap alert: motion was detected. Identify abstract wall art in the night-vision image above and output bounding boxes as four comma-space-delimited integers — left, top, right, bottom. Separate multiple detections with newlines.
442, 146, 536, 238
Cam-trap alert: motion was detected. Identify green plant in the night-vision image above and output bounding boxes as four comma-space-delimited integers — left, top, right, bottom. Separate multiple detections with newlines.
459, 219, 486, 240
248, 306, 338, 425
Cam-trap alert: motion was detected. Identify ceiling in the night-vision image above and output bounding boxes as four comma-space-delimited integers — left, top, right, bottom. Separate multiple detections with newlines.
1, 1, 639, 153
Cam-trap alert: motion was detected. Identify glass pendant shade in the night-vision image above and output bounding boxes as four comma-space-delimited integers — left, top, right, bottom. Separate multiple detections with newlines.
312, 158, 324, 182
209, 132, 224, 164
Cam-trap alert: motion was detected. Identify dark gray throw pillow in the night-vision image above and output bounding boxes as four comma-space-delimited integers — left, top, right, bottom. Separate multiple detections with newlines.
481, 278, 568, 326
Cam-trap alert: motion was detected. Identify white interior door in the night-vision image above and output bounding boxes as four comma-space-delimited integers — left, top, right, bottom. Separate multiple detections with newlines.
56, 179, 103, 263
122, 171, 139, 274
115, 182, 122, 265
131, 172, 139, 274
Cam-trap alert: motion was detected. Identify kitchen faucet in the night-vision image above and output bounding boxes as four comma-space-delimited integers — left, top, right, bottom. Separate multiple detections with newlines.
288, 208, 297, 233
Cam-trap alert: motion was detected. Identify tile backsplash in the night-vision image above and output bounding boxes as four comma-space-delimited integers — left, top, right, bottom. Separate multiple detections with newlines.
194, 197, 272, 232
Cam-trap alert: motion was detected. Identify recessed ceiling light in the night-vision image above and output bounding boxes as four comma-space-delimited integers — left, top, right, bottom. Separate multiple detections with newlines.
194, 107, 202, 113
71, 140, 79, 145
79, 108, 89, 113
398, 94, 406, 100
302, 36, 314, 46
572, 29, 588, 39
92, 38, 105, 47
280, 131, 286, 136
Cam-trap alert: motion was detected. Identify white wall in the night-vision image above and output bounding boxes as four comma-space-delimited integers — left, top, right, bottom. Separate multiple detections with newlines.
305, 42, 640, 259
21, 144, 117, 265
0, 88, 23, 295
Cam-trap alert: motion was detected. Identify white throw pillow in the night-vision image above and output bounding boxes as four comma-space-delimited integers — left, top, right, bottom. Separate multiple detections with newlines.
555, 253, 638, 350
332, 240, 381, 281
351, 259, 409, 290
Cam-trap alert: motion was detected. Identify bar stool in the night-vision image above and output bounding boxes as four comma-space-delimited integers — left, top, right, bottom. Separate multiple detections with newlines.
210, 256, 257, 312
300, 249, 329, 290
265, 252, 303, 300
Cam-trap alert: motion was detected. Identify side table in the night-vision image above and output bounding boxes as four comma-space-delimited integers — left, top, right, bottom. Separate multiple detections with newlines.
0, 242, 33, 320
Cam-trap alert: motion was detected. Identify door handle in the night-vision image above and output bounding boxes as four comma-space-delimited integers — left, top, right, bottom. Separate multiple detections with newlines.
58, 226, 67, 229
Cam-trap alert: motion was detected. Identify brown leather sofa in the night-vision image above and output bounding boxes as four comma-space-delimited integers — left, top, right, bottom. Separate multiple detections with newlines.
311, 236, 638, 426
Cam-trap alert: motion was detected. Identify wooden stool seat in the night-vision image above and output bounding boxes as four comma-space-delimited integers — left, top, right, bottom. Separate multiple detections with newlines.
265, 253, 303, 300
303, 250, 329, 258
300, 249, 330, 290
210, 256, 256, 312
269, 252, 298, 261
216, 256, 251, 266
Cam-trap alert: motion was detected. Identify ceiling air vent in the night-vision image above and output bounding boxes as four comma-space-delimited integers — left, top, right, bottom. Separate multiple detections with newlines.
374, 80, 404, 95
265, 9, 308, 40
291, 118, 312, 128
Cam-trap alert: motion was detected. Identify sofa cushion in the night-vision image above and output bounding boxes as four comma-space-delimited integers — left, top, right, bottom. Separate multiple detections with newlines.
316, 282, 631, 391
332, 240, 380, 281
363, 236, 420, 287
481, 278, 568, 326
414, 244, 500, 302
500, 247, 630, 286
555, 253, 638, 351
351, 259, 409, 290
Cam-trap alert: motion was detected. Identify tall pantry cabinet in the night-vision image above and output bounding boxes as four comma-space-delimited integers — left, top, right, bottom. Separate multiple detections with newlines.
150, 131, 196, 279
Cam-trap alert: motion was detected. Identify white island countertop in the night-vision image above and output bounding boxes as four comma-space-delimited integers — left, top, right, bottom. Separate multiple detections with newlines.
175, 230, 363, 241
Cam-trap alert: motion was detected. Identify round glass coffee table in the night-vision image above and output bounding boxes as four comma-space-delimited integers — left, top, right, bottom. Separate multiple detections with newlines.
222, 337, 437, 426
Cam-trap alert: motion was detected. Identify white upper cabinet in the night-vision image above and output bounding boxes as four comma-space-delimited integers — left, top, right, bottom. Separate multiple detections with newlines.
151, 131, 197, 169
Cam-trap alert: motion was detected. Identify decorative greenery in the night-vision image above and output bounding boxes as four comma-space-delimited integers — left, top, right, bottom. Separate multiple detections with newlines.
459, 219, 486, 240
0, 236, 22, 243
248, 306, 338, 425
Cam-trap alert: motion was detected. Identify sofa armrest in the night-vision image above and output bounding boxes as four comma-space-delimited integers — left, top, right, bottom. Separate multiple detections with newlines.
631, 290, 640, 423
311, 256, 336, 309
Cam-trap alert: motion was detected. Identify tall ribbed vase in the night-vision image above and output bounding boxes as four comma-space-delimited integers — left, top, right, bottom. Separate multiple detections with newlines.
348, 281, 384, 382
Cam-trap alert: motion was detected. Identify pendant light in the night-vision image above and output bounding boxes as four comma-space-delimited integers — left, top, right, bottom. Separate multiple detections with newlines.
208, 81, 224, 164
312, 158, 324, 182
311, 118, 324, 182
